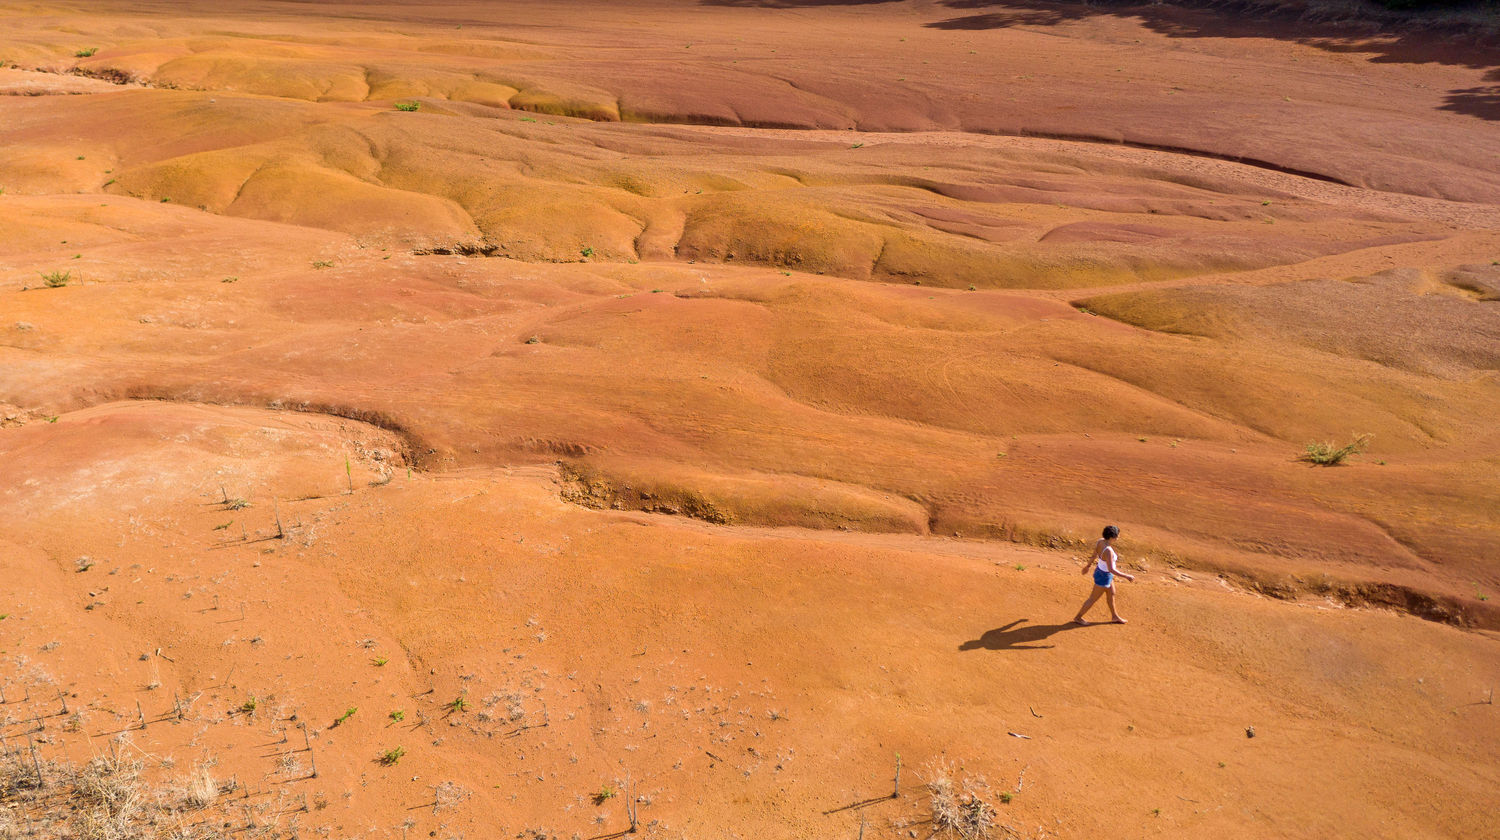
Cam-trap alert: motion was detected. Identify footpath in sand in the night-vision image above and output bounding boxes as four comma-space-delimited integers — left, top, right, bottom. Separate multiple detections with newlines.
0, 2, 1498, 838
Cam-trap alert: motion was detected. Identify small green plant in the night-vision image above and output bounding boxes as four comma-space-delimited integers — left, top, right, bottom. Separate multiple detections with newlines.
333, 707, 357, 727
1301, 434, 1372, 466
378, 746, 405, 765
999, 791, 1013, 804
239, 697, 257, 715
103, 178, 116, 186
371, 656, 388, 667
447, 696, 468, 713
213, 521, 232, 531
389, 709, 405, 722
520, 116, 537, 122
579, 247, 594, 258
1261, 200, 1271, 206
75, 48, 97, 58
1014, 564, 1026, 571
225, 498, 250, 510
0, 614, 8, 620
850, 142, 864, 149
46, 416, 59, 423
967, 284, 976, 291
40, 270, 71, 288
1218, 761, 1227, 768
394, 101, 420, 112
1151, 808, 1161, 817
311, 260, 333, 269
160, 197, 171, 203
651, 288, 663, 293
593, 785, 617, 805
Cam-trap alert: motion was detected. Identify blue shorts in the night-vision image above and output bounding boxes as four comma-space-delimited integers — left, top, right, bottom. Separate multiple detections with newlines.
1093, 568, 1113, 588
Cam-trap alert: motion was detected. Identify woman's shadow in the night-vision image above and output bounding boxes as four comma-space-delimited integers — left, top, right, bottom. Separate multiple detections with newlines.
959, 619, 1082, 651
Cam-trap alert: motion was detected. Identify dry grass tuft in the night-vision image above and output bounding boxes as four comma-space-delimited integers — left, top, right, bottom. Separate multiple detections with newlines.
926, 762, 999, 840
182, 763, 219, 809
0, 739, 239, 839
1300, 433, 1372, 466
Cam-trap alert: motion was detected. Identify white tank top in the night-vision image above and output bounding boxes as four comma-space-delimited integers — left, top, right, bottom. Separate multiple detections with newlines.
1096, 546, 1116, 572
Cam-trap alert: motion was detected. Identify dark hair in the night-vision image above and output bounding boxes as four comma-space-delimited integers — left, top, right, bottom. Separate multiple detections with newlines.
1102, 525, 1119, 540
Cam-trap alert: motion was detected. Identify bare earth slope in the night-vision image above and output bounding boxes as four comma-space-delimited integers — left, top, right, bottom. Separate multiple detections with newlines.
1, 2, 1497, 838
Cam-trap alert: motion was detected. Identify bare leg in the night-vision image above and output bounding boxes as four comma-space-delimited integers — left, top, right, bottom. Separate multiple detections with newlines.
1073, 587, 1105, 624
1105, 586, 1126, 623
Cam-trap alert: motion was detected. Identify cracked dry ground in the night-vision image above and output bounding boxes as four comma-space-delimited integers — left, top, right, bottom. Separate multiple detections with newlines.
0, 2, 1497, 839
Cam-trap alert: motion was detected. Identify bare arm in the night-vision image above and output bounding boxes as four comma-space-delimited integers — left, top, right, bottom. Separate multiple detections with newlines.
1106, 549, 1136, 582
1081, 539, 1103, 574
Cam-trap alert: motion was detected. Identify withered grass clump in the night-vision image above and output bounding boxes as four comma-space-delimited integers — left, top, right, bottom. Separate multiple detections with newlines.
71, 753, 148, 838
0, 740, 234, 840
926, 762, 999, 840
182, 763, 220, 809
1301, 433, 1372, 466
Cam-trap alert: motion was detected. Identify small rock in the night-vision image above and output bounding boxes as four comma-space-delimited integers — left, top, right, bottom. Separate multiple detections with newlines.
1246, 726, 1256, 739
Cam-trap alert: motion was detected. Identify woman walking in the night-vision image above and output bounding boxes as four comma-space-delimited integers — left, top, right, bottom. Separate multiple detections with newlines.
1073, 525, 1134, 625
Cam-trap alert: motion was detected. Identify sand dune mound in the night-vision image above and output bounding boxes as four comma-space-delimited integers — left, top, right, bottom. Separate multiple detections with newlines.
0, 87, 1463, 284
1081, 264, 1500, 377
2, 195, 1495, 624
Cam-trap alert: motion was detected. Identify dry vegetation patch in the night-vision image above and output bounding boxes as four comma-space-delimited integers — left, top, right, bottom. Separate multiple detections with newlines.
0, 739, 238, 840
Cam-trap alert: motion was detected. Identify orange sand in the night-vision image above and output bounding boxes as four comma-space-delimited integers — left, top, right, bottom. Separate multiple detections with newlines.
1, 2, 1497, 838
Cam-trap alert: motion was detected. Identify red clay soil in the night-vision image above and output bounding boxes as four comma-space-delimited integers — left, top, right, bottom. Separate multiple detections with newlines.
1, 2, 1497, 838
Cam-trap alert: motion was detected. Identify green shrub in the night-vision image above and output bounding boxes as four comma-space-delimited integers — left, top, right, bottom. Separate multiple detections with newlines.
1301, 434, 1372, 466
40, 270, 71, 288
394, 101, 420, 112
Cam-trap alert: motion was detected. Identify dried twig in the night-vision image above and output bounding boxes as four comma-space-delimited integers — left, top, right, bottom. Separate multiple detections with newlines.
26, 734, 44, 788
